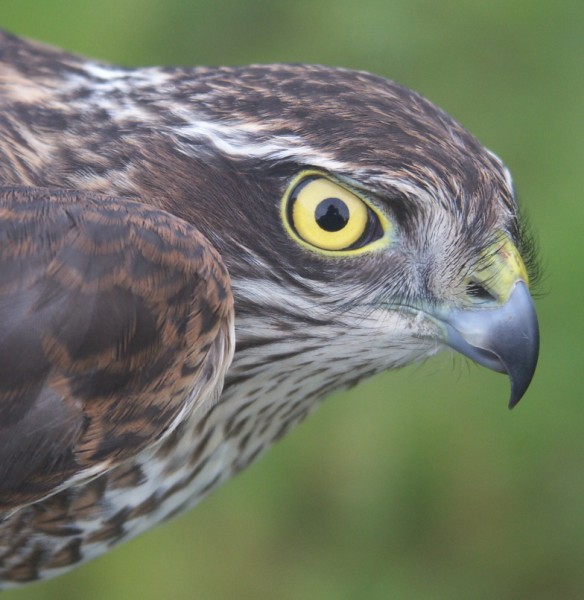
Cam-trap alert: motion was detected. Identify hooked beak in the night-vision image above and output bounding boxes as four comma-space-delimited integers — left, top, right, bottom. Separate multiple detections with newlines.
441, 280, 539, 408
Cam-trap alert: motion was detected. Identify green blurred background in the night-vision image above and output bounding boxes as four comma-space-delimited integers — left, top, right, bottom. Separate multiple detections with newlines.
1, 1, 582, 598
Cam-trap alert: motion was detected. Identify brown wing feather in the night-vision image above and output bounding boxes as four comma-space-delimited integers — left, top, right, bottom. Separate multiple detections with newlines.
0, 186, 234, 511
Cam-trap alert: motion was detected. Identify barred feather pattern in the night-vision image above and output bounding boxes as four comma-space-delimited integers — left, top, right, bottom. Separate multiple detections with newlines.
0, 31, 529, 585
0, 294, 441, 586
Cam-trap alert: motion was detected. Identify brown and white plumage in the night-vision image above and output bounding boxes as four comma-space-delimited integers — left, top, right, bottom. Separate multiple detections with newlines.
0, 31, 539, 586
0, 187, 233, 511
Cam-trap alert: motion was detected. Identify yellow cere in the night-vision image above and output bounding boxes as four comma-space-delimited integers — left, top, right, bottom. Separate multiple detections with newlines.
282, 172, 392, 255
473, 233, 529, 303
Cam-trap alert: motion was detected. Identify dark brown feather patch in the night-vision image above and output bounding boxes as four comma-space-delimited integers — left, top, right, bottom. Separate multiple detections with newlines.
0, 186, 233, 510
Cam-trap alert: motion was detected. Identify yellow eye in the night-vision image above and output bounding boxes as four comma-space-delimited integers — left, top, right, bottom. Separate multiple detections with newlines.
282, 173, 390, 254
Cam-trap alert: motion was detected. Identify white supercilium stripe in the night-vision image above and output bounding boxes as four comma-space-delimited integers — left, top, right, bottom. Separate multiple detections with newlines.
171, 117, 349, 169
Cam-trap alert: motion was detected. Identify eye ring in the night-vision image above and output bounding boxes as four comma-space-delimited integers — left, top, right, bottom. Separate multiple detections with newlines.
281, 172, 391, 255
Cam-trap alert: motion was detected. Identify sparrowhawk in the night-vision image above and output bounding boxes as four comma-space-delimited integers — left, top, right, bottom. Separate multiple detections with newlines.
0, 31, 539, 586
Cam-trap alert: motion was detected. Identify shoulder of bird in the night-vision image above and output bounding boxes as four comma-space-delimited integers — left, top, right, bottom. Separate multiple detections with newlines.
0, 29, 539, 587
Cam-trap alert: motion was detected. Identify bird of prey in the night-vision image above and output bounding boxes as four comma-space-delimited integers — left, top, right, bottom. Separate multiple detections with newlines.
0, 31, 539, 586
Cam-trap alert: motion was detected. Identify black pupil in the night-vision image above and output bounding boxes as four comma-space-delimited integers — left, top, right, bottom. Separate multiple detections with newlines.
315, 198, 349, 232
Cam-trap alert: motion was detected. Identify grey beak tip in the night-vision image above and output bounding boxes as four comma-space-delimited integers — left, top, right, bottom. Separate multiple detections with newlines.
508, 391, 522, 410
443, 280, 539, 407
506, 282, 540, 408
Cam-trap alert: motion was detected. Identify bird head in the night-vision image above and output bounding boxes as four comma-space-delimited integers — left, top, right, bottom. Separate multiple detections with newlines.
135, 64, 538, 406
1, 44, 539, 406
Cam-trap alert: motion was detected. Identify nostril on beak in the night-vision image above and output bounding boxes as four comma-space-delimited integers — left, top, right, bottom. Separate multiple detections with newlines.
465, 280, 497, 303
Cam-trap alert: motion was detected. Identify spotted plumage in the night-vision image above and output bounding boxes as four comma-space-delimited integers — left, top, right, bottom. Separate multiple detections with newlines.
0, 31, 539, 587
